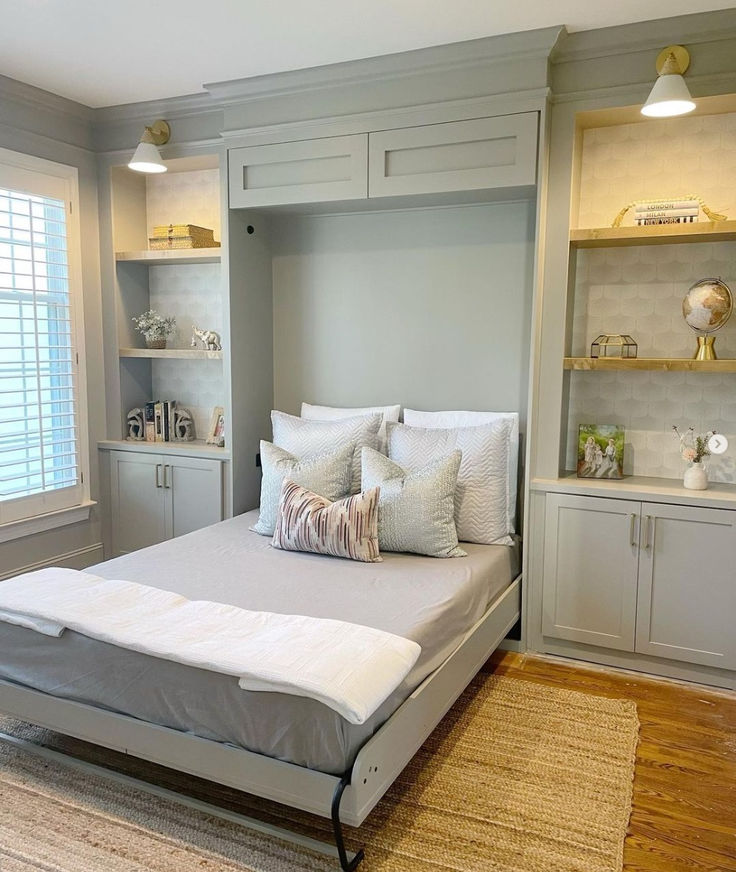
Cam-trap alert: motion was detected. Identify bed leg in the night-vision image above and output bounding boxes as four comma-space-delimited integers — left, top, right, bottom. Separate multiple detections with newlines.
331, 772, 365, 871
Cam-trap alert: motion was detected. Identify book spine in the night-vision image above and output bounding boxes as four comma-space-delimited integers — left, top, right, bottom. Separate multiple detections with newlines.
162, 401, 170, 442
635, 215, 697, 225
635, 208, 699, 218
635, 199, 699, 212
144, 402, 155, 442
154, 402, 164, 442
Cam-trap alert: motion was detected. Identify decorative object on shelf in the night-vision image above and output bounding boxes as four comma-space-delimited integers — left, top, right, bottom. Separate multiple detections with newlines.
590, 334, 638, 359
577, 424, 624, 480
206, 406, 225, 447
191, 326, 222, 351
132, 309, 177, 349
611, 195, 727, 228
128, 120, 170, 174
640, 45, 695, 118
149, 224, 220, 251
173, 407, 195, 442
673, 425, 714, 490
682, 278, 733, 360
125, 407, 145, 441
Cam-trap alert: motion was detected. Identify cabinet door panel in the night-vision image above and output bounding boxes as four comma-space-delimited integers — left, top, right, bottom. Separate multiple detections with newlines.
368, 114, 537, 198
636, 503, 736, 669
110, 452, 166, 556
229, 135, 368, 208
166, 457, 223, 539
543, 494, 640, 650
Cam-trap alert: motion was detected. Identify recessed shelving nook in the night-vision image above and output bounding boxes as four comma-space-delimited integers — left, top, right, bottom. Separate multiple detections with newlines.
109, 154, 226, 450
561, 97, 736, 484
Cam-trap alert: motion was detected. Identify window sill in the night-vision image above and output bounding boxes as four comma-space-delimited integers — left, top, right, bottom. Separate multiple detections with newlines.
0, 500, 96, 544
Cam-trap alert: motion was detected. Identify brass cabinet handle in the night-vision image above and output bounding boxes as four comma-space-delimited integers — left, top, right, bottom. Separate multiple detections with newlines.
629, 513, 637, 547
155, 463, 162, 488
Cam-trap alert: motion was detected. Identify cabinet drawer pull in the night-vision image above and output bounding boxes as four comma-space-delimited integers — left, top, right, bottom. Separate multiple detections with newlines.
643, 515, 653, 550
155, 463, 162, 488
629, 513, 637, 547
163, 464, 170, 489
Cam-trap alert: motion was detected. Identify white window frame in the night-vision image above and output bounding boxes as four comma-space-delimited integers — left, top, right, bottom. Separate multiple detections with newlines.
0, 147, 91, 534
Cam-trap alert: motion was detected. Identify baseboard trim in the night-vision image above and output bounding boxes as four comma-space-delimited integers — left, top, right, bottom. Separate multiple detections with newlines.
0, 543, 104, 581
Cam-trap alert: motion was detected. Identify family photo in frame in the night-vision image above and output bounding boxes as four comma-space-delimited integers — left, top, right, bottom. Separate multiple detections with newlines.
577, 424, 625, 479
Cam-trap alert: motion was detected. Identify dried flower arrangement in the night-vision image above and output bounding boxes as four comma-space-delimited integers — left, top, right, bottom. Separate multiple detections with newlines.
672, 425, 714, 464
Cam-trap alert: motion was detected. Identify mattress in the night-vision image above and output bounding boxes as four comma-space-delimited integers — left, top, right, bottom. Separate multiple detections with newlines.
0, 510, 519, 774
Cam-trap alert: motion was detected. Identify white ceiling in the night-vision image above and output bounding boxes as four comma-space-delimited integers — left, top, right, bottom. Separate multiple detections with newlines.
2, 0, 734, 108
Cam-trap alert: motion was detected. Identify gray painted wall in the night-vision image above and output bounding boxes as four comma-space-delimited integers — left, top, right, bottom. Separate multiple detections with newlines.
272, 200, 535, 424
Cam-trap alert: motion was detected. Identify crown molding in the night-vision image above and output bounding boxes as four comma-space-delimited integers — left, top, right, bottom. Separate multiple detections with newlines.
92, 91, 215, 126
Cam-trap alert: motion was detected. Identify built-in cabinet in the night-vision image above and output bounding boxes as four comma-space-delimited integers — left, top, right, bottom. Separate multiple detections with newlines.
228, 114, 538, 208
543, 492, 736, 671
108, 448, 224, 556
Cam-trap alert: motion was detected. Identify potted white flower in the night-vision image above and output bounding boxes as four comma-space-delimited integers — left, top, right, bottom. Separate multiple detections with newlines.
132, 309, 176, 349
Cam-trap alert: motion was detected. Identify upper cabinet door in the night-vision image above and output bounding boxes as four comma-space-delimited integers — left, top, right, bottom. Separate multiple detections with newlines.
229, 135, 368, 208
542, 493, 640, 651
636, 503, 736, 670
368, 114, 538, 198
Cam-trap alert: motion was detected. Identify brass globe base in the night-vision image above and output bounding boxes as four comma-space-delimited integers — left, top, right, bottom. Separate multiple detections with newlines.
694, 335, 717, 361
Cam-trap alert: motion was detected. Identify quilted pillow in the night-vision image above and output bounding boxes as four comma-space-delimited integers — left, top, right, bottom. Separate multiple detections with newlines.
301, 403, 401, 453
251, 442, 353, 537
272, 480, 382, 563
386, 420, 514, 546
403, 409, 519, 533
272, 410, 382, 493
361, 447, 466, 558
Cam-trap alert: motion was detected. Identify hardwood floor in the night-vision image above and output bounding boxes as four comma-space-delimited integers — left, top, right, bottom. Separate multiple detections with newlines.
487, 651, 736, 872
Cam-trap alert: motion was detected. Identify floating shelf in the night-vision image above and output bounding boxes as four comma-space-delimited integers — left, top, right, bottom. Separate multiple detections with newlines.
119, 347, 223, 360
564, 357, 736, 372
570, 220, 736, 249
115, 248, 221, 265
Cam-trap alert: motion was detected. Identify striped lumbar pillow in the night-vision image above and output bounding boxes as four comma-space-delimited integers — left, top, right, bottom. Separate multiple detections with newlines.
272, 480, 382, 563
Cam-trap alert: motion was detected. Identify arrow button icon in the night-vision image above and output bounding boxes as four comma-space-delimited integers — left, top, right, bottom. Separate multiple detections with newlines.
708, 434, 728, 455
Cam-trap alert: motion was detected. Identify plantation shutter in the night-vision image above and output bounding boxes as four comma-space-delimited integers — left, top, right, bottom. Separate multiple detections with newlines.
0, 160, 82, 524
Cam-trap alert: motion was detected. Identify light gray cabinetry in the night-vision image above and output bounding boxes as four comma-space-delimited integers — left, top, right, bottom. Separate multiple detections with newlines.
228, 135, 368, 208
636, 503, 736, 669
368, 114, 538, 198
543, 492, 736, 671
542, 494, 639, 651
109, 450, 223, 556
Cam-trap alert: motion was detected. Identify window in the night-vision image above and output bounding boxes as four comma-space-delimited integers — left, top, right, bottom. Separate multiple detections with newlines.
0, 149, 87, 526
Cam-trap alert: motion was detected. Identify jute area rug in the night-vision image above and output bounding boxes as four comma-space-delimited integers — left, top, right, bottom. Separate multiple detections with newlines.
0, 674, 638, 872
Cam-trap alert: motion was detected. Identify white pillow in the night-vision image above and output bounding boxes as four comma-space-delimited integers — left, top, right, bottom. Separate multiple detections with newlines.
301, 403, 401, 453
386, 420, 515, 546
251, 441, 354, 537
272, 410, 382, 493
403, 409, 519, 532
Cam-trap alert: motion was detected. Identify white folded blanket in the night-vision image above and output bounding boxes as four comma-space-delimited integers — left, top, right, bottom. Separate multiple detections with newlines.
0, 568, 421, 725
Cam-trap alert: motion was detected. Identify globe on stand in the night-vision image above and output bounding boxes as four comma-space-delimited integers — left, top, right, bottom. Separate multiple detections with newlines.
682, 278, 733, 360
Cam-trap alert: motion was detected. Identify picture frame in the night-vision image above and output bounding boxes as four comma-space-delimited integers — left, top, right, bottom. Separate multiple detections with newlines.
206, 406, 225, 447
577, 424, 624, 479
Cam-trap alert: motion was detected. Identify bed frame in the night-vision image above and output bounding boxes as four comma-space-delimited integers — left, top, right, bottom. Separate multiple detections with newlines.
0, 574, 520, 870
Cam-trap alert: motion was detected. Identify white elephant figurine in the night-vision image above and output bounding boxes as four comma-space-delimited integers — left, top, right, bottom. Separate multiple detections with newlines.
191, 326, 222, 351
126, 407, 145, 441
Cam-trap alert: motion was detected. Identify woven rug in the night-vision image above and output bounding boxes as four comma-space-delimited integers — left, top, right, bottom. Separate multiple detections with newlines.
0, 675, 638, 872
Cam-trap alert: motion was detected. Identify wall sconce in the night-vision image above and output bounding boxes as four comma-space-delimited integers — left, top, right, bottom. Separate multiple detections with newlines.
641, 45, 695, 118
128, 120, 171, 173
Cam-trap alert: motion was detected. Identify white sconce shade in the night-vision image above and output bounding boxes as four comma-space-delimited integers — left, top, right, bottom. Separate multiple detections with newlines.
641, 46, 695, 118
128, 120, 171, 173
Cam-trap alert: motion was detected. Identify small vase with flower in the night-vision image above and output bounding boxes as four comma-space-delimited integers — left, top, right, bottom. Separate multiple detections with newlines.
673, 425, 713, 490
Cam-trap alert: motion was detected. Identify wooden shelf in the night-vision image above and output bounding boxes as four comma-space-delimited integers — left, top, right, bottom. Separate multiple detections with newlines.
115, 248, 221, 265
119, 347, 223, 360
564, 357, 736, 372
570, 220, 736, 249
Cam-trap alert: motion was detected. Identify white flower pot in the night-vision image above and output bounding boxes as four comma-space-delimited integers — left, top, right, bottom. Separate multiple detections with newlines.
683, 463, 708, 490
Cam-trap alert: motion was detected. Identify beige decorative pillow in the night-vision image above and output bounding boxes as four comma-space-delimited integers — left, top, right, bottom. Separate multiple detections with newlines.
272, 480, 382, 563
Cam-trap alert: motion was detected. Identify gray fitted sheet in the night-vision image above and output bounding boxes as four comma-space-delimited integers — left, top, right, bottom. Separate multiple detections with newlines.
0, 510, 518, 774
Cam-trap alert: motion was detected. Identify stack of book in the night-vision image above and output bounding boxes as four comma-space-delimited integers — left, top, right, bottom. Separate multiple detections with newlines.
634, 199, 699, 226
144, 400, 177, 442
149, 224, 220, 250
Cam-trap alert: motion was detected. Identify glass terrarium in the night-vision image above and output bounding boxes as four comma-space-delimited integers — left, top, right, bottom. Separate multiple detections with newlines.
590, 334, 638, 359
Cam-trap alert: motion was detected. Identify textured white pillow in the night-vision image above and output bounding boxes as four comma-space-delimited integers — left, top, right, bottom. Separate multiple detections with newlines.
301, 403, 401, 453
361, 447, 466, 558
272, 410, 382, 493
251, 441, 353, 537
386, 420, 514, 546
402, 409, 519, 533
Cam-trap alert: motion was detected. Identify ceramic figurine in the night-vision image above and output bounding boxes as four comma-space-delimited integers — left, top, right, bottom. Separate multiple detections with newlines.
126, 407, 145, 441
191, 326, 222, 351
173, 407, 195, 441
